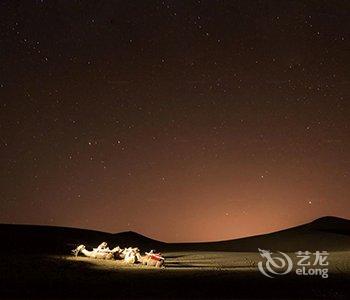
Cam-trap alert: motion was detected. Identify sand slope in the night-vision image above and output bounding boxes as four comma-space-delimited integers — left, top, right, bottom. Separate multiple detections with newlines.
1, 216, 349, 254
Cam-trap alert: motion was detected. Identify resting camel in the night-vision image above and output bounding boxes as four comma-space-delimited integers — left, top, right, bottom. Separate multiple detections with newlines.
93, 242, 124, 257
72, 243, 165, 267
122, 247, 140, 264
72, 245, 115, 260
119, 248, 164, 267
72, 242, 123, 260
136, 250, 165, 268
93, 242, 110, 253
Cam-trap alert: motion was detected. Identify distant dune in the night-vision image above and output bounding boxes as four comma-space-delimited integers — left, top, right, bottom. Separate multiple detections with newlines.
170, 216, 350, 252
0, 224, 166, 254
1, 216, 349, 254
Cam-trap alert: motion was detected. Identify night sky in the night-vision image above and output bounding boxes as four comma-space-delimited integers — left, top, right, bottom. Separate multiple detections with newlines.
0, 1, 349, 242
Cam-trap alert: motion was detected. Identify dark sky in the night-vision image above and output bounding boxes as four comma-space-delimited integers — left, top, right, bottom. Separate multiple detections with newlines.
0, 1, 349, 242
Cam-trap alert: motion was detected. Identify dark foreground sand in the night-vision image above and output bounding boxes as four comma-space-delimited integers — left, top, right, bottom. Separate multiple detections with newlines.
0, 251, 349, 299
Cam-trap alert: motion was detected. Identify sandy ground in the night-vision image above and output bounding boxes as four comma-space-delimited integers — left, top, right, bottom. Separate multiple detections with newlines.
0, 251, 349, 299
65, 251, 259, 271
65, 250, 350, 274
164, 251, 350, 273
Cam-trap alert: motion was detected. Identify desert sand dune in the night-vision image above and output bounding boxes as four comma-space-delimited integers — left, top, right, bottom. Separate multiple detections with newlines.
0, 216, 349, 299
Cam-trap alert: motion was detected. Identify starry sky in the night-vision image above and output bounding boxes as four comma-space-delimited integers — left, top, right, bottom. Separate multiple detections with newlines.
0, 1, 349, 242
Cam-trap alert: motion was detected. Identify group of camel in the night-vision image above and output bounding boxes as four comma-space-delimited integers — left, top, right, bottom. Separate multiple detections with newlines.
72, 242, 165, 268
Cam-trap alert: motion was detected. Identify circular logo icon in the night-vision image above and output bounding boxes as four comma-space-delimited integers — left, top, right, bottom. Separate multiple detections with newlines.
258, 248, 293, 278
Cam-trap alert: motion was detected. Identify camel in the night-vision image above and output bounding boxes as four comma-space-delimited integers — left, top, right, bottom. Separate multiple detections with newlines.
93, 242, 124, 257
120, 248, 164, 267
93, 242, 110, 253
120, 247, 139, 259
111, 246, 124, 258
72, 243, 165, 267
72, 244, 115, 260
72, 243, 123, 260
136, 250, 165, 268
122, 247, 140, 264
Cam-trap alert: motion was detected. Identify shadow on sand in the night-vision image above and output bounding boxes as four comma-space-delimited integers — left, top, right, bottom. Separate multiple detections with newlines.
0, 254, 348, 299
